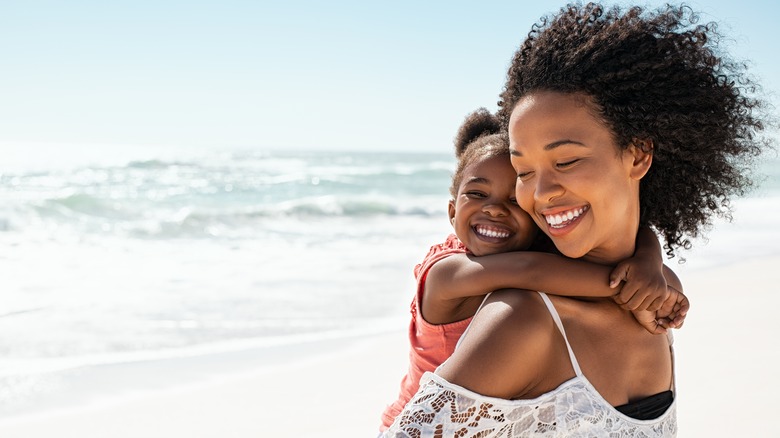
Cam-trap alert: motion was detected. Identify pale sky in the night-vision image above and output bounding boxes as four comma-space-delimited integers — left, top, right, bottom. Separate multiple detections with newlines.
1, 0, 777, 153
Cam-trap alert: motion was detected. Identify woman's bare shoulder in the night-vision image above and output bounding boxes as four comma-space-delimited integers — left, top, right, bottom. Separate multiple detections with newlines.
550, 294, 642, 336
437, 289, 560, 399
547, 295, 674, 404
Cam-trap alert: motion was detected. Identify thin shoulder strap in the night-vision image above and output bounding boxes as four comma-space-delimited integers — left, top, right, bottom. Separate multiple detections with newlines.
454, 292, 493, 351
538, 292, 583, 377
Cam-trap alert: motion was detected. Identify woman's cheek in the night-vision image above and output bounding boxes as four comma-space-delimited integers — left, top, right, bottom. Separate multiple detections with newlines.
515, 180, 535, 212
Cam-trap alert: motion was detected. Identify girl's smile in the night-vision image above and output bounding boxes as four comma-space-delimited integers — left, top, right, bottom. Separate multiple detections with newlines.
472, 223, 513, 240
448, 154, 537, 257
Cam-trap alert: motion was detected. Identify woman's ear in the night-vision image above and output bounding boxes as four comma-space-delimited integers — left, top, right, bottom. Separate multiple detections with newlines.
628, 138, 653, 180
448, 200, 456, 225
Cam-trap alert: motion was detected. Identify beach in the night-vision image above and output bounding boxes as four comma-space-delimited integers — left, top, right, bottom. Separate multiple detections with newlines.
0, 257, 777, 437
1, 149, 778, 437
2, 0, 779, 434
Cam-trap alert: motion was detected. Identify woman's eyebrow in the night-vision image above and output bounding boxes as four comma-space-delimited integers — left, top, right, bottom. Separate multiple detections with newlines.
545, 139, 586, 150
510, 139, 586, 156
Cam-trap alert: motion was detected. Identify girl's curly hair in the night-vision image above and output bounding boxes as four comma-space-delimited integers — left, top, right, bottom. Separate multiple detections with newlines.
449, 108, 509, 197
498, 3, 772, 258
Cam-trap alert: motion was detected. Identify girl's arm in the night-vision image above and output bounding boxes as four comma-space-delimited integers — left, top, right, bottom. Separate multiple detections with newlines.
422, 227, 682, 327
422, 250, 617, 324
421, 251, 617, 324
426, 251, 613, 301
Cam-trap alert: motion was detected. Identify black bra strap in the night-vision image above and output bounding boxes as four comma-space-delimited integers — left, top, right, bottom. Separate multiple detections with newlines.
614, 390, 674, 420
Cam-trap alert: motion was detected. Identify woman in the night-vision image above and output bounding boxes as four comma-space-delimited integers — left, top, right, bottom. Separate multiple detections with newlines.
383, 3, 767, 436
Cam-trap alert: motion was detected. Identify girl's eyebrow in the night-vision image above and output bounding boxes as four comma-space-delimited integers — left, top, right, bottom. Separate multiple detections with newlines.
464, 176, 490, 184
510, 139, 587, 156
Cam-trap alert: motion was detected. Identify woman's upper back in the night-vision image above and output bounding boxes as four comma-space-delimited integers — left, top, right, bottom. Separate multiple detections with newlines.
436, 290, 674, 407
383, 290, 677, 437
546, 293, 674, 406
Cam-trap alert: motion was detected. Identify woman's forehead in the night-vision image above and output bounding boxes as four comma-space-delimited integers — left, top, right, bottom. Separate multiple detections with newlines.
508, 92, 616, 153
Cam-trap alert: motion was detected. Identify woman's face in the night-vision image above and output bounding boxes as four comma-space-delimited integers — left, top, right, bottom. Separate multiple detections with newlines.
448, 154, 538, 257
508, 91, 651, 264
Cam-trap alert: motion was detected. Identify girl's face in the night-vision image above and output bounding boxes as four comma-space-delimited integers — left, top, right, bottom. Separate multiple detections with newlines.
508, 91, 652, 264
448, 154, 537, 257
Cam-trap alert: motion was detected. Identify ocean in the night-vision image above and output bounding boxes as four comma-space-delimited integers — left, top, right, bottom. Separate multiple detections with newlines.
1, 145, 778, 418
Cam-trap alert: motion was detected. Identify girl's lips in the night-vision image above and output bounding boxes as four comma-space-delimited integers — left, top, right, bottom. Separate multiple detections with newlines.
541, 205, 589, 237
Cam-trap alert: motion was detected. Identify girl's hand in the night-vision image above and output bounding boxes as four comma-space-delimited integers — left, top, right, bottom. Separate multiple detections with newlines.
657, 286, 689, 329
610, 257, 669, 312
630, 286, 690, 334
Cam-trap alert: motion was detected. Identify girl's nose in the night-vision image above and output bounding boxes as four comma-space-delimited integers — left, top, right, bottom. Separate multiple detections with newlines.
483, 201, 509, 217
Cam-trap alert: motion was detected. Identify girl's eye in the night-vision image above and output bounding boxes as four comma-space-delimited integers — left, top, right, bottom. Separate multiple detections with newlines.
465, 191, 487, 198
509, 198, 519, 206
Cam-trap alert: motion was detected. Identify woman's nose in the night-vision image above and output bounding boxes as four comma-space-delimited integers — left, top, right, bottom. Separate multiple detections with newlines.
534, 171, 564, 203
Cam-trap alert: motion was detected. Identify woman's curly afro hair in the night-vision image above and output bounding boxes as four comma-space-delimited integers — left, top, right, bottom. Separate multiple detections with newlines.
498, 3, 772, 257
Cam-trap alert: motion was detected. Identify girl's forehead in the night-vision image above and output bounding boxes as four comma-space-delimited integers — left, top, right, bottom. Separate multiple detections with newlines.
463, 154, 511, 171
459, 156, 513, 185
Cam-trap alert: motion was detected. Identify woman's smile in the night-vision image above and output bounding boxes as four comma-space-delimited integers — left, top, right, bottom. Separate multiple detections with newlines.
541, 205, 589, 236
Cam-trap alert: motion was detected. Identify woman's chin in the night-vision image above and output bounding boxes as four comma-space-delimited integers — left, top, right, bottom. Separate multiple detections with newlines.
549, 239, 591, 260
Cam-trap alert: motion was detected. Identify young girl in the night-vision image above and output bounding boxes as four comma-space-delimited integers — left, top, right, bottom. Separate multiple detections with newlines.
379, 108, 687, 432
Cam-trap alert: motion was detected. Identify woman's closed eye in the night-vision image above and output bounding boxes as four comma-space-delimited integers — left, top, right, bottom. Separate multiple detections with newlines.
516, 170, 533, 181
556, 158, 580, 168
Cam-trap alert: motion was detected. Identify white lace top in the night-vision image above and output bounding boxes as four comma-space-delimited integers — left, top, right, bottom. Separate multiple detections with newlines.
382, 292, 677, 437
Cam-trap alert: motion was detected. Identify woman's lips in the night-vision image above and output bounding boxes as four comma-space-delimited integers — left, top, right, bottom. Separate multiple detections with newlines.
542, 205, 589, 236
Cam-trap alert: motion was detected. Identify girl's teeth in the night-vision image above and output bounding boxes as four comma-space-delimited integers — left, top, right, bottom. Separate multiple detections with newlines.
476, 227, 510, 238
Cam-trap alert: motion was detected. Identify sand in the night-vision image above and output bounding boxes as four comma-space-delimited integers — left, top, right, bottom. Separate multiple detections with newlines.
0, 332, 408, 438
0, 256, 777, 437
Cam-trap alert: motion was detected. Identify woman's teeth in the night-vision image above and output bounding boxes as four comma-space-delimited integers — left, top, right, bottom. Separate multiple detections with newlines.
545, 206, 587, 228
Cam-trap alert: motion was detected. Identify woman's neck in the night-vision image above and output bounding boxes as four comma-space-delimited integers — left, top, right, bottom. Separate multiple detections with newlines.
580, 232, 638, 266
582, 208, 641, 266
